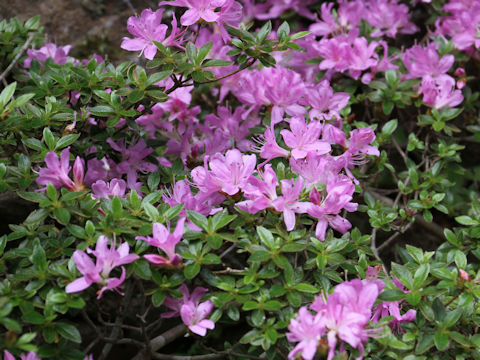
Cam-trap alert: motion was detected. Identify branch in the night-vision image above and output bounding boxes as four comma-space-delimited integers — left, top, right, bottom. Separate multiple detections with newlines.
0, 32, 35, 87
366, 190, 445, 242
132, 323, 187, 360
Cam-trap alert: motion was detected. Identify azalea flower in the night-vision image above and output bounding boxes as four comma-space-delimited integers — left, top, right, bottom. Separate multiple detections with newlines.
121, 8, 182, 60
163, 284, 215, 336
159, 0, 227, 26
35, 148, 85, 192
66, 235, 139, 299
136, 218, 185, 267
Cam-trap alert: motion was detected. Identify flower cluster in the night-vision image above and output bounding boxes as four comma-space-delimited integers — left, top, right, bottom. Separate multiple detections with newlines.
287, 267, 416, 360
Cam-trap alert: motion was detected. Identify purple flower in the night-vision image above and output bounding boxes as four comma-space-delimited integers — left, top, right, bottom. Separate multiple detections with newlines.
4, 351, 41, 360
159, 0, 227, 26
35, 148, 86, 192
402, 43, 454, 80
272, 177, 309, 231
192, 149, 256, 196
280, 117, 331, 160
307, 178, 357, 241
91, 179, 127, 199
121, 8, 182, 60
264, 67, 306, 124
286, 307, 325, 360
66, 235, 139, 299
136, 218, 185, 267
237, 164, 279, 213
107, 138, 158, 192
420, 74, 464, 109
253, 125, 290, 165
24, 43, 73, 68
180, 299, 215, 336
163, 284, 215, 336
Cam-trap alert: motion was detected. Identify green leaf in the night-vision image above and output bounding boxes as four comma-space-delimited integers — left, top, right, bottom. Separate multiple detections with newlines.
197, 42, 213, 64
24, 208, 49, 225
443, 308, 463, 328
382, 119, 398, 136
146, 70, 173, 86
55, 134, 80, 150
143, 202, 159, 221
89, 105, 115, 117
31, 244, 47, 273
211, 210, 236, 232
56, 322, 81, 343
54, 207, 71, 225
256, 21, 272, 44
184, 263, 201, 279
455, 215, 477, 226
248, 250, 271, 263
186, 210, 208, 231
293, 283, 318, 293
454, 250, 467, 269
378, 289, 407, 302
43, 127, 56, 150
413, 263, 430, 290
186, 42, 198, 64
434, 331, 449, 351
0, 82, 16, 107
263, 300, 281, 311
257, 226, 275, 249
391, 263, 413, 289
416, 334, 434, 354
206, 234, 223, 250
382, 101, 394, 115
18, 192, 48, 203
202, 59, 233, 67
134, 259, 152, 280
277, 21, 290, 42
22, 311, 45, 325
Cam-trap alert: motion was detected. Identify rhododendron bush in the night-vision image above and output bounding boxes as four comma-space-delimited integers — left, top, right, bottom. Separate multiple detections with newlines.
1, 0, 480, 359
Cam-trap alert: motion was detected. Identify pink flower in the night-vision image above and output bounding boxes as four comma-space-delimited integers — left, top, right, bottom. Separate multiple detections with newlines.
107, 138, 158, 192
24, 43, 73, 68
163, 284, 215, 336
309, 280, 380, 360
180, 300, 215, 336
263, 67, 306, 124
66, 235, 139, 299
402, 43, 454, 79
307, 178, 357, 241
303, 81, 350, 121
121, 8, 182, 60
286, 307, 325, 360
237, 164, 279, 213
91, 179, 127, 199
365, 0, 418, 38
159, 0, 227, 26
191, 149, 256, 196
272, 177, 309, 231
4, 351, 41, 360
420, 74, 464, 109
253, 125, 290, 165
280, 117, 331, 160
136, 218, 185, 267
35, 148, 86, 192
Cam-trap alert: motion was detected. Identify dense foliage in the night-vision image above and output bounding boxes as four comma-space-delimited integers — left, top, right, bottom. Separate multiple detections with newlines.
1, 1, 480, 359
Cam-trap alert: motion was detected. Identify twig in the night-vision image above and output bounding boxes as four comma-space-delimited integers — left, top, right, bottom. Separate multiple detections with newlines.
0, 33, 35, 86
132, 323, 187, 360
377, 222, 414, 252
370, 228, 389, 275
366, 189, 445, 241
98, 283, 135, 360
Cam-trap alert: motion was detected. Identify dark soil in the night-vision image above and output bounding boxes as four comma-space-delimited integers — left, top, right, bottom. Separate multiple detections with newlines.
0, 0, 158, 61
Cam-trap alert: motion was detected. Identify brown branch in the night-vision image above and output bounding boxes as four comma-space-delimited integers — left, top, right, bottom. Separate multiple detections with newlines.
0, 33, 35, 86
366, 190, 445, 241
132, 323, 187, 360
